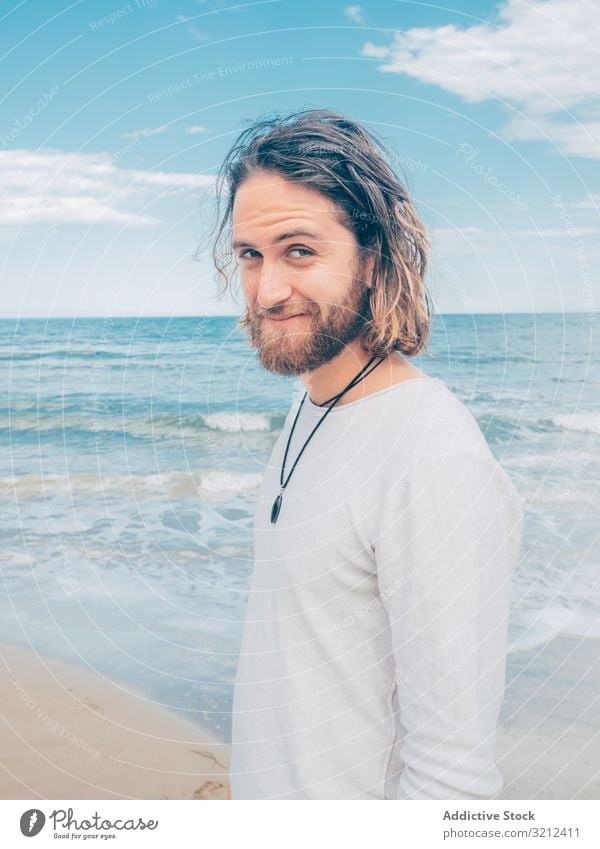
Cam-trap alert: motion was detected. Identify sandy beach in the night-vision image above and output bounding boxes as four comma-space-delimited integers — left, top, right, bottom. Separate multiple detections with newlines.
0, 643, 230, 800
1, 635, 598, 800
497, 634, 600, 799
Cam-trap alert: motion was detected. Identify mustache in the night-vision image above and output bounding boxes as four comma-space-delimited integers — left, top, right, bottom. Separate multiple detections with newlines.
254, 306, 316, 320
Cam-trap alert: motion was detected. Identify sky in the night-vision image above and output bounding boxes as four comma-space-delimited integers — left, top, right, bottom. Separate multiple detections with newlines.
0, 0, 598, 318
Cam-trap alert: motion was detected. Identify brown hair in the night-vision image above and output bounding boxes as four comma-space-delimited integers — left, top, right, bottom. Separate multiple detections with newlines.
208, 108, 433, 356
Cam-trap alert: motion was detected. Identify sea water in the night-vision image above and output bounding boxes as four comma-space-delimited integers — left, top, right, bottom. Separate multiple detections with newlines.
0, 313, 598, 742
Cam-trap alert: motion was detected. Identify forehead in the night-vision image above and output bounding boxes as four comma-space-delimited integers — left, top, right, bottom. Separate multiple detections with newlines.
231, 170, 347, 238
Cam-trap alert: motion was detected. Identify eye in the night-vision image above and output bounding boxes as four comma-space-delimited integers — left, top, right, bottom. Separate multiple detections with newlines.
238, 249, 261, 260
237, 247, 313, 260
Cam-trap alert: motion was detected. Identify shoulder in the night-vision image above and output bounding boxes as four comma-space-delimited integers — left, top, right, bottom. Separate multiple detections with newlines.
393, 379, 525, 518
386, 377, 491, 462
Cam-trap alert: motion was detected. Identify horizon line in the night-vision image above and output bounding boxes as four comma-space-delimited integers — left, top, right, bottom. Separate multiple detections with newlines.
0, 311, 596, 321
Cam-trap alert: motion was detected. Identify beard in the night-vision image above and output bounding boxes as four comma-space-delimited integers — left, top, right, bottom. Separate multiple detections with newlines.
238, 260, 373, 376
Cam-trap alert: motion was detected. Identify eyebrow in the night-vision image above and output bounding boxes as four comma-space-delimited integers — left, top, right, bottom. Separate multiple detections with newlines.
231, 230, 325, 251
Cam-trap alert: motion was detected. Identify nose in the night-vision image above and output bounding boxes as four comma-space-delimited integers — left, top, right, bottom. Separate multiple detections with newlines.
255, 263, 294, 311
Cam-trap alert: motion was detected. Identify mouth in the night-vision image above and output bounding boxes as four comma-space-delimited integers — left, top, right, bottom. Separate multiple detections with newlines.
265, 314, 308, 323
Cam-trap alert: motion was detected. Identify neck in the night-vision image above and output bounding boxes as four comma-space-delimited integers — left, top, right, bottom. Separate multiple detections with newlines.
300, 340, 391, 407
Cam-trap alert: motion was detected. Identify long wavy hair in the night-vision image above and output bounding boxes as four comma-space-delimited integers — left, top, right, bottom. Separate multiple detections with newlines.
207, 108, 433, 357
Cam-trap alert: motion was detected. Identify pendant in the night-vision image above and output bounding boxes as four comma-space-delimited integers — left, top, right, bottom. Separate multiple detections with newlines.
271, 491, 283, 524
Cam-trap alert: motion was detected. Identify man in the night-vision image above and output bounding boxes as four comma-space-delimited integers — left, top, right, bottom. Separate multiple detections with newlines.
213, 109, 524, 800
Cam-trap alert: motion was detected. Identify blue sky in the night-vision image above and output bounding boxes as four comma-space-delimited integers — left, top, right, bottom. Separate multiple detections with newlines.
0, 0, 598, 317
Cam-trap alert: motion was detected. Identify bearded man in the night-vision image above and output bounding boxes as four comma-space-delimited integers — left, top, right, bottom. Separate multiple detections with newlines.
210, 108, 524, 800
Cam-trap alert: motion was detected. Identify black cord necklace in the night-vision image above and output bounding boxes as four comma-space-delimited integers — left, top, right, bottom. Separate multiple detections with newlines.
270, 353, 387, 524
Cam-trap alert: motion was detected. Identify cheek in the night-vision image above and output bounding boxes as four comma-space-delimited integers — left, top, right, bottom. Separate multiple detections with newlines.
240, 271, 258, 302
304, 257, 355, 305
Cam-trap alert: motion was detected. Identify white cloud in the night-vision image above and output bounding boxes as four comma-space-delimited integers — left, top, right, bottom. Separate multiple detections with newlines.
571, 194, 600, 210
361, 0, 600, 159
176, 15, 209, 43
344, 5, 364, 25
514, 226, 600, 238
187, 26, 209, 43
0, 148, 215, 228
122, 125, 169, 139
431, 225, 502, 254
185, 125, 210, 135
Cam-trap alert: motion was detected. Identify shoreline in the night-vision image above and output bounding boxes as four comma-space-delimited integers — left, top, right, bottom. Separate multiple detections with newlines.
497, 633, 600, 799
1, 633, 598, 800
0, 643, 230, 800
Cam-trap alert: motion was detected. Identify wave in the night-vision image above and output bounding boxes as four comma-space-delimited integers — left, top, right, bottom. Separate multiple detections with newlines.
509, 607, 600, 651
503, 450, 600, 469
526, 487, 599, 507
551, 412, 600, 435
0, 409, 287, 438
0, 349, 128, 362
0, 469, 263, 499
6, 397, 599, 444
482, 411, 600, 441
467, 392, 534, 405
201, 411, 284, 433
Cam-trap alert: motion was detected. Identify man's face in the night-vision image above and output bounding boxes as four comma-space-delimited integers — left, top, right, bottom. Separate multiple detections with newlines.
231, 169, 373, 376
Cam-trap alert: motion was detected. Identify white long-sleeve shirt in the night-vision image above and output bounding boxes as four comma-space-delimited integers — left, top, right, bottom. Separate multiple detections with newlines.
229, 376, 524, 799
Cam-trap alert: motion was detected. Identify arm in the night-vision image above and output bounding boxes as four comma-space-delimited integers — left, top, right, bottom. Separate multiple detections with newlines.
374, 447, 524, 800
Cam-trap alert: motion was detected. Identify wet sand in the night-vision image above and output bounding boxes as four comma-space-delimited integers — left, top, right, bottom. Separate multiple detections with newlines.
1, 634, 598, 800
497, 633, 600, 799
0, 643, 229, 800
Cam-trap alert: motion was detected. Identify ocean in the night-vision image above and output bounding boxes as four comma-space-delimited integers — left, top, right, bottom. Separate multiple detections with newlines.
0, 313, 598, 744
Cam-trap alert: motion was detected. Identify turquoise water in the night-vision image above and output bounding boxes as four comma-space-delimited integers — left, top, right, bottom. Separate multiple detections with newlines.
0, 314, 598, 743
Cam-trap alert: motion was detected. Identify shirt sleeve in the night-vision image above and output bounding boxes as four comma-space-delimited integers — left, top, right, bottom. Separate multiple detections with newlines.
373, 444, 524, 800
